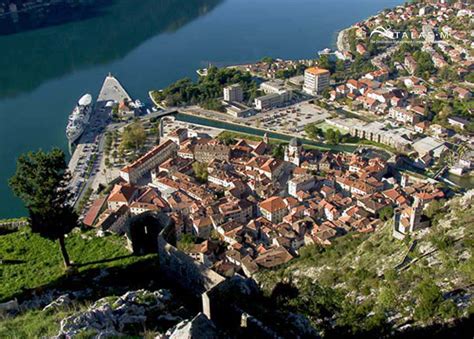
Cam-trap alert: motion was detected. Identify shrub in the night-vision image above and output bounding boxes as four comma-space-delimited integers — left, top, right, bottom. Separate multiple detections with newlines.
414, 280, 443, 321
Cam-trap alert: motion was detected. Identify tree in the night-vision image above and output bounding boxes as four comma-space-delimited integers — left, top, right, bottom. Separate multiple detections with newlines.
193, 162, 208, 183
378, 206, 394, 221
465, 72, 474, 84
325, 129, 342, 144
413, 51, 436, 78
275, 63, 307, 79
151, 67, 257, 107
272, 143, 285, 159
9, 148, 78, 268
288, 277, 343, 319
414, 280, 443, 321
121, 122, 147, 152
318, 55, 335, 73
336, 59, 346, 73
323, 87, 333, 99
261, 56, 275, 64
218, 132, 236, 145
439, 67, 458, 82
304, 123, 323, 140
202, 98, 225, 112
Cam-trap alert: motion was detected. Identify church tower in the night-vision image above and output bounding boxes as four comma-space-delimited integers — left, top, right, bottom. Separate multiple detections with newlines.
409, 196, 424, 232
401, 174, 409, 188
285, 137, 302, 166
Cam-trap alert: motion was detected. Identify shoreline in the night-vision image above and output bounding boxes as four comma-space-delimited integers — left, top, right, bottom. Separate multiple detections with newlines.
336, 27, 352, 53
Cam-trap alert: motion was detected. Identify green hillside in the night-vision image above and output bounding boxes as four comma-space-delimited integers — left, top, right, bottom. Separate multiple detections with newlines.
257, 191, 474, 337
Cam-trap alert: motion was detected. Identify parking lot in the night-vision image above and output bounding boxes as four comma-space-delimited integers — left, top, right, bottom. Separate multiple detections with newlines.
246, 101, 332, 133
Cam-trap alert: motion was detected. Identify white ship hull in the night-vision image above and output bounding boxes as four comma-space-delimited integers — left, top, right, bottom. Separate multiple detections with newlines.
66, 94, 92, 145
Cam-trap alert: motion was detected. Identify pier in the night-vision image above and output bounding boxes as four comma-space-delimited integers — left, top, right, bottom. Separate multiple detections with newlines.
68, 74, 132, 207
98, 73, 132, 105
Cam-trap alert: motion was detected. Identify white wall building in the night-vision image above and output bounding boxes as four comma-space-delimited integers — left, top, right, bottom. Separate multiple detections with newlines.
120, 140, 179, 184
303, 67, 330, 95
223, 84, 244, 103
288, 175, 316, 198
260, 79, 287, 95
254, 91, 291, 110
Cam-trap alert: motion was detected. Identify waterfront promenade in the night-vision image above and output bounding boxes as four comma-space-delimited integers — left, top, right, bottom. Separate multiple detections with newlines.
68, 74, 133, 207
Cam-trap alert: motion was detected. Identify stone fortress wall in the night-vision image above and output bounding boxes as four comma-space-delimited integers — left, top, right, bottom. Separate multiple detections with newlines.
157, 234, 226, 295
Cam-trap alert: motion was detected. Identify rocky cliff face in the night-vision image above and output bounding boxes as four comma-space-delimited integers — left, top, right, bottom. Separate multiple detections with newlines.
164, 313, 218, 339
56, 289, 188, 338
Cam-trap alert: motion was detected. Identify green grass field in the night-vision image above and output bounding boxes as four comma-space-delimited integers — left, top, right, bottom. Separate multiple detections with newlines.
0, 227, 147, 302
0, 227, 162, 338
0, 307, 81, 338
312, 121, 346, 134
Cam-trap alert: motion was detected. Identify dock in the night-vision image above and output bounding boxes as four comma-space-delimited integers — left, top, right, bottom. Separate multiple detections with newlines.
68, 74, 132, 207
97, 73, 132, 105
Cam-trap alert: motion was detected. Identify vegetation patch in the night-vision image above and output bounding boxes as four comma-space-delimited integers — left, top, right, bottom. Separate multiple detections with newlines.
256, 193, 474, 335
0, 305, 84, 338
0, 228, 148, 302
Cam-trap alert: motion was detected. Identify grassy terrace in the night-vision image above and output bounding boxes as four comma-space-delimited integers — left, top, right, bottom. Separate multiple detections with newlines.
0, 227, 205, 338
0, 227, 155, 303
0, 305, 84, 338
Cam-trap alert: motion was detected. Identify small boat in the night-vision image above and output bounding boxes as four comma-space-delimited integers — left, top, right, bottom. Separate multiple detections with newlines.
196, 68, 209, 77
132, 99, 144, 108
318, 48, 332, 55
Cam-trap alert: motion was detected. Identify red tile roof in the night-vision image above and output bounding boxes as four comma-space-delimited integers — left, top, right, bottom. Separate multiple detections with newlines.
108, 184, 137, 203
259, 196, 287, 213
121, 140, 175, 173
83, 197, 107, 227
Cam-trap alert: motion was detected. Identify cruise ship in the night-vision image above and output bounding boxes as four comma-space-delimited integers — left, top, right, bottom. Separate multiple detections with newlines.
66, 94, 92, 145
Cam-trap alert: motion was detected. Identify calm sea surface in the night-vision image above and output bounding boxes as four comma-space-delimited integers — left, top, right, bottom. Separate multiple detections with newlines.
0, 0, 404, 217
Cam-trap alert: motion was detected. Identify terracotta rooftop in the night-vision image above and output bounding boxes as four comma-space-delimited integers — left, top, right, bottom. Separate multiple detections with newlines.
83, 197, 107, 227
121, 140, 175, 173
254, 247, 293, 268
306, 67, 330, 76
259, 196, 287, 213
108, 184, 137, 203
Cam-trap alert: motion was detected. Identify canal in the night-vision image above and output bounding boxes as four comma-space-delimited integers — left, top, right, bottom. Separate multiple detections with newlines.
175, 113, 358, 153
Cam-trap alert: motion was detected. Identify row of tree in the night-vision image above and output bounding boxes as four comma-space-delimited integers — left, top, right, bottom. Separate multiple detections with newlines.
304, 123, 348, 145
